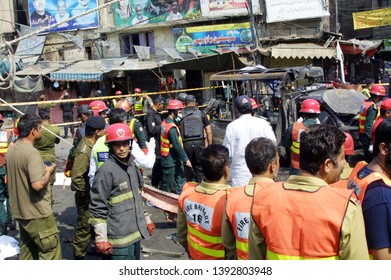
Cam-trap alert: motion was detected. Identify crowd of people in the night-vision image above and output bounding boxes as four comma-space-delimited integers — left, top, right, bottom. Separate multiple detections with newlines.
0, 84, 390, 261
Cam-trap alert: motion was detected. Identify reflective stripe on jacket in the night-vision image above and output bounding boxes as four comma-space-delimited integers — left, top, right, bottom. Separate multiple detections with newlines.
129, 118, 137, 141
252, 181, 352, 260
160, 120, 183, 157
0, 129, 12, 166
359, 100, 375, 134
225, 184, 264, 260
348, 161, 391, 202
290, 122, 307, 170
93, 137, 109, 170
178, 185, 227, 260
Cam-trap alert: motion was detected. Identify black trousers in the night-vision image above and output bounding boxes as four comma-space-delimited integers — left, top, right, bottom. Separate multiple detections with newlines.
183, 141, 205, 183
151, 157, 162, 187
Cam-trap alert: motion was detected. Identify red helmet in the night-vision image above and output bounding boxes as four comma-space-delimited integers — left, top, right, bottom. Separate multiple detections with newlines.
116, 99, 131, 112
167, 99, 184, 110
250, 98, 258, 110
90, 100, 108, 116
299, 99, 321, 114
134, 88, 142, 93
115, 90, 122, 95
370, 84, 386, 96
381, 98, 391, 110
105, 123, 133, 144
343, 132, 354, 156
0, 113, 3, 122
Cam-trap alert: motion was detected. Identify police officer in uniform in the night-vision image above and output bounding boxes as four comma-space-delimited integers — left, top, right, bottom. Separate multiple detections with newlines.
71, 116, 106, 260
179, 94, 212, 182
160, 100, 191, 195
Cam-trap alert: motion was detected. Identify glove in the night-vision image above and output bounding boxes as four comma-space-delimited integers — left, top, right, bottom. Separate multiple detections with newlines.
93, 223, 112, 255
95, 241, 113, 255
64, 159, 72, 177
141, 148, 148, 155
145, 213, 155, 236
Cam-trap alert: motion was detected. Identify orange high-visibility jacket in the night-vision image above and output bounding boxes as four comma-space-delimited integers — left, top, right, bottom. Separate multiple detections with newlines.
290, 122, 307, 170
252, 181, 353, 260
348, 161, 391, 202
225, 182, 273, 260
178, 186, 227, 260
371, 116, 383, 144
160, 120, 183, 157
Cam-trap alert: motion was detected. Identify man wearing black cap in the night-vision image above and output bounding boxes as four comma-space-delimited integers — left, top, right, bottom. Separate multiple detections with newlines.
179, 94, 212, 182
71, 116, 106, 260
223, 95, 276, 187
145, 96, 166, 187
64, 104, 92, 179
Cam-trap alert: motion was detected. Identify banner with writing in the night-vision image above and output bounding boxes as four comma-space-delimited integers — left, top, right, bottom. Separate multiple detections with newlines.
173, 22, 253, 54
353, 8, 391, 30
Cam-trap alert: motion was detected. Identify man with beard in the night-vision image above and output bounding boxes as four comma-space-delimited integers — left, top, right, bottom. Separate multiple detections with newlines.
349, 118, 391, 259
5, 114, 60, 259
249, 124, 369, 260
30, 0, 54, 28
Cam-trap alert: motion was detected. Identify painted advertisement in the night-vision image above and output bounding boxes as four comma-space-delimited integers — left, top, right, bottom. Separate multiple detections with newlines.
28, 0, 99, 32
173, 22, 253, 54
114, 0, 201, 27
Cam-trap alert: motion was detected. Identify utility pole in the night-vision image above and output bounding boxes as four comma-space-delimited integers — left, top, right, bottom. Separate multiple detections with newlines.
335, 0, 340, 33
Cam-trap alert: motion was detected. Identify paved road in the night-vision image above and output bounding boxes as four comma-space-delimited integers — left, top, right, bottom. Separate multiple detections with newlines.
6, 135, 289, 260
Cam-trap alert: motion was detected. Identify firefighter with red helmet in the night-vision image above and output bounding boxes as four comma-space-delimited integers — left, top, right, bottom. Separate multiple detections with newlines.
89, 123, 154, 260
116, 98, 148, 154
90, 100, 109, 119
359, 84, 386, 162
111, 90, 123, 109
282, 98, 321, 175
371, 98, 391, 144
160, 100, 191, 195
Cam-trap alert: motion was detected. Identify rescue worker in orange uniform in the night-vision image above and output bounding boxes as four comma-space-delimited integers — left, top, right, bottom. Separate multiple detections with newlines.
116, 98, 148, 154
353, 118, 391, 259
178, 144, 231, 260
249, 124, 369, 260
222, 137, 279, 260
282, 98, 320, 175
371, 98, 391, 144
359, 84, 385, 162
111, 90, 123, 109
331, 131, 355, 189
160, 100, 191, 194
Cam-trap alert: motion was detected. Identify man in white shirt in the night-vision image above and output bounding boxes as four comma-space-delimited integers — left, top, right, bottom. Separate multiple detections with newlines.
132, 5, 149, 25
223, 95, 276, 187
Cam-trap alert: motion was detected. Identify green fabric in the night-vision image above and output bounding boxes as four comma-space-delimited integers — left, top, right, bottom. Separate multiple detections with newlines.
161, 117, 188, 167
73, 190, 91, 258
160, 165, 186, 194
0, 174, 10, 228
18, 214, 62, 260
364, 105, 378, 138
34, 124, 60, 163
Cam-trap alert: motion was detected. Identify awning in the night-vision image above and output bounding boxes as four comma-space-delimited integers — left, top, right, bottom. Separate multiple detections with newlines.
50, 58, 126, 82
161, 51, 246, 71
338, 39, 382, 56
16, 61, 67, 76
260, 43, 336, 59
111, 51, 246, 72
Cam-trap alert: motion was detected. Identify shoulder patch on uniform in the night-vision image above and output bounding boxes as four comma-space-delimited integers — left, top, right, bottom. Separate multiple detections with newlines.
139, 126, 143, 132
81, 144, 87, 153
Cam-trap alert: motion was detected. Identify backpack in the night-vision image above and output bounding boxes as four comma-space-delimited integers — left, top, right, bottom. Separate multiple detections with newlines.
179, 109, 204, 141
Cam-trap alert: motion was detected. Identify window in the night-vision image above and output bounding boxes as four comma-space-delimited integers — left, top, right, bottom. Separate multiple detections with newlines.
120, 32, 155, 56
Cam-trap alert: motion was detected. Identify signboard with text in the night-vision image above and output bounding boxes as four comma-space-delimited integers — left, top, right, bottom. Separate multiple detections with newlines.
173, 22, 253, 54
28, 0, 99, 32
114, 0, 201, 27
265, 0, 329, 23
353, 8, 391, 30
